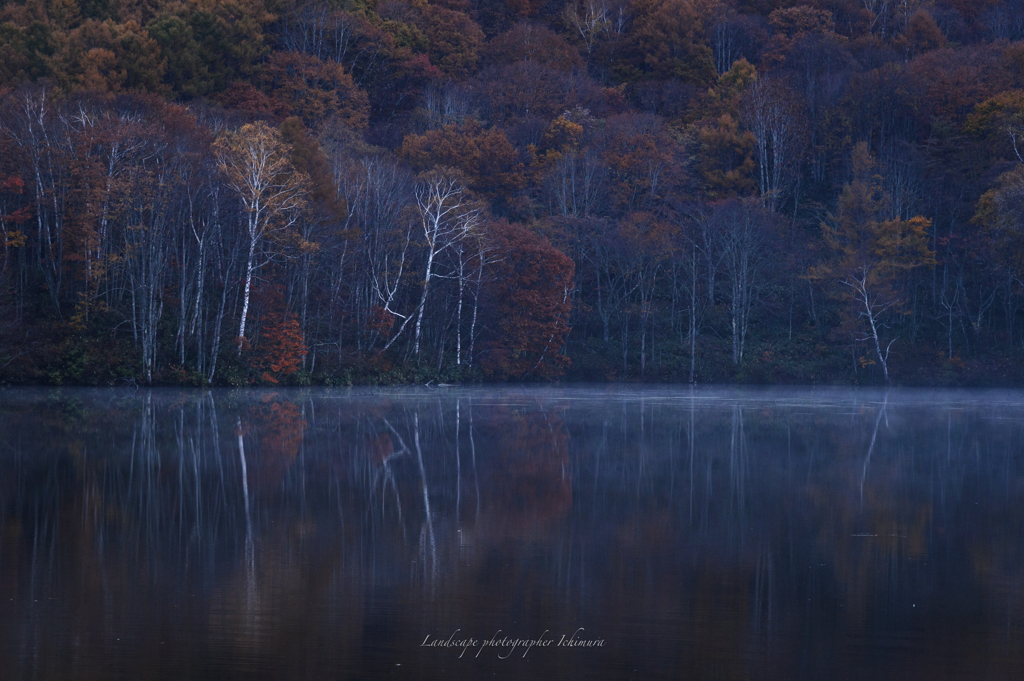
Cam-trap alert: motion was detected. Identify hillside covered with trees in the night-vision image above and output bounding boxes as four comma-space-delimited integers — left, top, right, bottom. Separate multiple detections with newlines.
2, 0, 1024, 386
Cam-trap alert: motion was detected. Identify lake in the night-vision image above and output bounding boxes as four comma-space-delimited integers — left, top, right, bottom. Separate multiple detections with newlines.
2, 386, 1024, 680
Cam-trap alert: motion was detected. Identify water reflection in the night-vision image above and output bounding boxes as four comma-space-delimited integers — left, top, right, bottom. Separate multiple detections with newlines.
2, 386, 1024, 679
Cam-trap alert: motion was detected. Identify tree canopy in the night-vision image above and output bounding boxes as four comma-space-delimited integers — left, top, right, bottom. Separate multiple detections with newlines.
3, 0, 1024, 386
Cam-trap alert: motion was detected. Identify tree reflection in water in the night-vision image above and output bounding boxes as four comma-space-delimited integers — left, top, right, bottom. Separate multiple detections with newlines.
2, 386, 1024, 680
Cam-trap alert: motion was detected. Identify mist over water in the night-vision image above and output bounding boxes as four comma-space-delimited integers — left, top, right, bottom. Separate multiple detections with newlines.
2, 386, 1024, 680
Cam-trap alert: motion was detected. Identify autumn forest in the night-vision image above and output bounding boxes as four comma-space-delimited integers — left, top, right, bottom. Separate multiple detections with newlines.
1, 0, 1023, 386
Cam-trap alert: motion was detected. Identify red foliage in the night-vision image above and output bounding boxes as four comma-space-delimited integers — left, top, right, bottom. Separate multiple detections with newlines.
476, 407, 572, 536
248, 398, 307, 493
482, 22, 583, 71
1, 173, 31, 249
0, 176, 31, 225
219, 81, 288, 120
908, 44, 1016, 123
481, 220, 574, 380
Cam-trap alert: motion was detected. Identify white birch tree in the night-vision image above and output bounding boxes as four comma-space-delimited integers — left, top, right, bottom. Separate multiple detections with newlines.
213, 122, 308, 350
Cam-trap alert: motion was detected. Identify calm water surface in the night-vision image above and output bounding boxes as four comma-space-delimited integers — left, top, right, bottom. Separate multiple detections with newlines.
2, 386, 1024, 680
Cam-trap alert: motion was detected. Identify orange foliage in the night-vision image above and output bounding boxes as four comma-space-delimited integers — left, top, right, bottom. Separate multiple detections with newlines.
280, 117, 347, 220
414, 6, 484, 79
53, 19, 168, 93
895, 10, 946, 58
255, 315, 307, 383
615, 0, 716, 85
694, 113, 758, 198
262, 51, 369, 128
250, 286, 308, 384
762, 6, 840, 68
483, 22, 583, 71
400, 120, 526, 202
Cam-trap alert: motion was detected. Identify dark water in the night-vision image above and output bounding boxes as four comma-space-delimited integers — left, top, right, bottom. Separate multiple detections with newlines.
2, 386, 1024, 680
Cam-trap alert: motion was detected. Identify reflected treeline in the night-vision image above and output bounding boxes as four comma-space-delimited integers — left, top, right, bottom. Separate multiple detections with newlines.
2, 387, 1024, 679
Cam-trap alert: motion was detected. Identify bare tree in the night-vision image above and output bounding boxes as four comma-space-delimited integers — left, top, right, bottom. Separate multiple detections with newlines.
280, 2, 390, 88
564, 0, 611, 58
716, 199, 775, 365
675, 203, 722, 382
546, 146, 607, 219
454, 223, 497, 367
707, 1, 758, 75
2, 85, 71, 315
380, 171, 481, 358
423, 81, 474, 130
327, 147, 416, 352
843, 266, 897, 383
411, 172, 481, 358
742, 77, 806, 213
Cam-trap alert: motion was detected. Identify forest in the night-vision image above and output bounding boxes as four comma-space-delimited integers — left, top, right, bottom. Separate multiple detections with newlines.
1, 0, 1024, 386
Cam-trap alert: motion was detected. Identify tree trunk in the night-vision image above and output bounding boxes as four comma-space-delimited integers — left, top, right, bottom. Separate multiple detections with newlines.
238, 234, 257, 351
